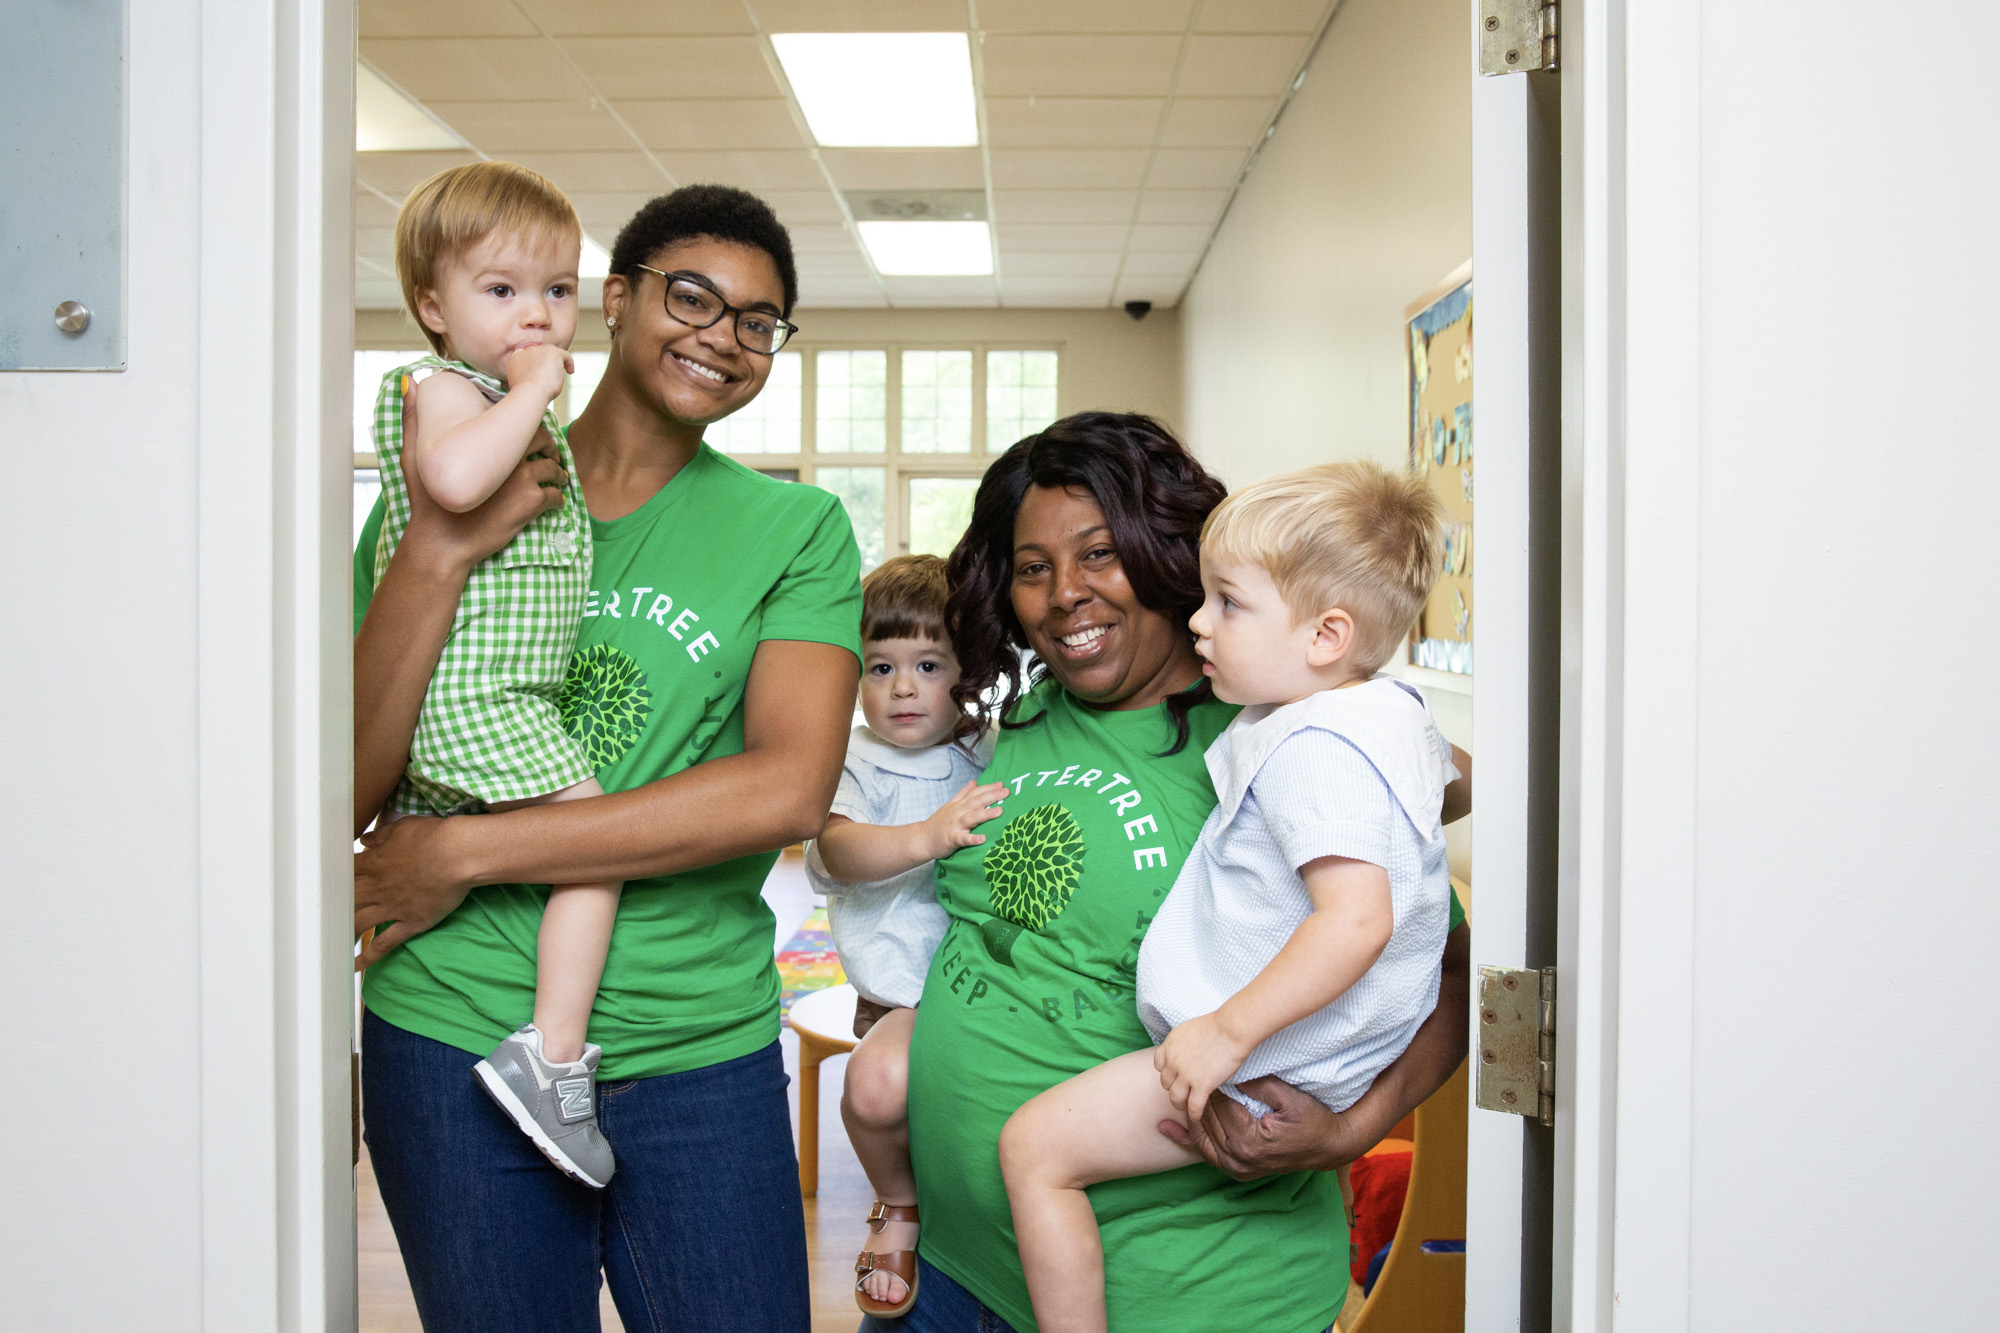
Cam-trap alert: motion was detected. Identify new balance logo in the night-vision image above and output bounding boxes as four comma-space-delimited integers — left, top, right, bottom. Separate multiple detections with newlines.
555, 1077, 593, 1122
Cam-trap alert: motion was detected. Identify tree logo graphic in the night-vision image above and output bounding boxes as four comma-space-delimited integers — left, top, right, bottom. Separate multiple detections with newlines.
559, 643, 652, 768
980, 803, 1085, 964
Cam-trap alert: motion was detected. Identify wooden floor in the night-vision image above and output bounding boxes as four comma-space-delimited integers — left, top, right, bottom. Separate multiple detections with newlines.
357, 855, 875, 1333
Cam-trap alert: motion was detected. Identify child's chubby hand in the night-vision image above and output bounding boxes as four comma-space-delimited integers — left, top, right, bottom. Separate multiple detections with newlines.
916, 779, 1010, 862
503, 341, 573, 403
1155, 1011, 1254, 1123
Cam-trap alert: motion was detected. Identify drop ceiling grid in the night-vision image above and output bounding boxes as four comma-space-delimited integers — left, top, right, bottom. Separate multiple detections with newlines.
353, 0, 1333, 309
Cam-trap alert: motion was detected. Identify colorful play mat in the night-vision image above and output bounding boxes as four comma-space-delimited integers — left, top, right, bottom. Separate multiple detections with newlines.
777, 907, 845, 1024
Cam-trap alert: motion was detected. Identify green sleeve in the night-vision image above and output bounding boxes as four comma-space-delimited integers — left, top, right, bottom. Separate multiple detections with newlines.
756, 490, 863, 658
1448, 883, 1467, 932
353, 494, 385, 637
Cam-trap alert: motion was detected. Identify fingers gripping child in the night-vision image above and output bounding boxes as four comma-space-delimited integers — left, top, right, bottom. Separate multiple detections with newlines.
1000, 462, 1459, 1333
802, 556, 1003, 1319
369, 162, 621, 1190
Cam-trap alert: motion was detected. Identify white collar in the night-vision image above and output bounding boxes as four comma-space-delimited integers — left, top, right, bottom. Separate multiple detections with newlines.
849, 725, 985, 779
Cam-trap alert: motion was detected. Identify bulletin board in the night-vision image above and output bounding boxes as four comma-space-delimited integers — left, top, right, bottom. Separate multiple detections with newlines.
1406, 263, 1473, 675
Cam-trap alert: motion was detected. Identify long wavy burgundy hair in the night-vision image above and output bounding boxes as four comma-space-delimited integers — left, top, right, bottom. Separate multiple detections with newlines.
945, 412, 1229, 756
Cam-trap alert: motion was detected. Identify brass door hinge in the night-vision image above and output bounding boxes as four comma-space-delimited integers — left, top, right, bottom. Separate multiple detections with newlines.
1476, 965, 1555, 1125
1479, 0, 1558, 75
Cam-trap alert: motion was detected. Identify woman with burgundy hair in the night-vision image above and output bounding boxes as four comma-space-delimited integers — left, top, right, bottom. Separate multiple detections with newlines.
862, 412, 1472, 1333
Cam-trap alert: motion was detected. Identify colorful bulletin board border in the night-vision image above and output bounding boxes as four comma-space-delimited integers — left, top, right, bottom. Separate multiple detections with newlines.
1406, 261, 1474, 677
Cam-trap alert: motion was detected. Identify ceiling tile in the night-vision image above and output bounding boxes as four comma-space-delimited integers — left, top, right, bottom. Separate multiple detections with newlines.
788, 224, 860, 254
996, 223, 1131, 252
999, 277, 1114, 308
360, 0, 536, 38
356, 273, 405, 310
426, 100, 634, 153
1195, 0, 1328, 33
515, 0, 755, 35
355, 150, 484, 199
1145, 147, 1248, 189
1128, 222, 1212, 252
980, 36, 1181, 97
978, 1, 1194, 34
752, 0, 968, 30
1113, 279, 1186, 308
616, 99, 805, 152
1117, 251, 1204, 277
884, 276, 1001, 308
991, 189, 1138, 223
1134, 188, 1229, 223
355, 191, 402, 227
361, 39, 591, 102
795, 278, 888, 309
507, 151, 670, 194
1177, 34, 1312, 97
984, 98, 1163, 149
653, 149, 827, 190
757, 189, 850, 225
568, 190, 666, 228
990, 148, 1149, 190
556, 36, 778, 101
797, 250, 875, 279
355, 226, 396, 259
1002, 252, 1122, 278
819, 148, 986, 191
1159, 96, 1277, 148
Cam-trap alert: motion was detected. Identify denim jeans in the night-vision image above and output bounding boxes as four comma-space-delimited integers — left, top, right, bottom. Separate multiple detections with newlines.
362, 1010, 810, 1333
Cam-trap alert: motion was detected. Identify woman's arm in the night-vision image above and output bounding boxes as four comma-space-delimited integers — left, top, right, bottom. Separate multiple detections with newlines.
1443, 743, 1472, 825
1159, 920, 1471, 1178
353, 453, 569, 835
355, 637, 858, 965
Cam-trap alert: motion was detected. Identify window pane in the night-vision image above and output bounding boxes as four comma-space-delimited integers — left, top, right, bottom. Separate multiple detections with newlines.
353, 349, 431, 456
562, 351, 610, 424
816, 349, 887, 452
985, 349, 1059, 452
817, 466, 886, 572
908, 476, 981, 560
900, 350, 972, 453
706, 350, 803, 454
354, 468, 382, 545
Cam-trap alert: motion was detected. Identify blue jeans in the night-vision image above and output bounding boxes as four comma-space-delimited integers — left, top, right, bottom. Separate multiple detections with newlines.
362, 1010, 810, 1333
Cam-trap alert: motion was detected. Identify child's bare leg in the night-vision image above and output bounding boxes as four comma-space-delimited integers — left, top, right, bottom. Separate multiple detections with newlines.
493, 777, 618, 1063
998, 1049, 1201, 1333
840, 1007, 919, 1304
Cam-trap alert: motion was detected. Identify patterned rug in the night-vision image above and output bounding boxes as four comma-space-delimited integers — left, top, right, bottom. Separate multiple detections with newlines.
776, 906, 845, 1024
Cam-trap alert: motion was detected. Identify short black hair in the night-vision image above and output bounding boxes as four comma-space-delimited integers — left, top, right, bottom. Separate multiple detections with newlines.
610, 184, 799, 316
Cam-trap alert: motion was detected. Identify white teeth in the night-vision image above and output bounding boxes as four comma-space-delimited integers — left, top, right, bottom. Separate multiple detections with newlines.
1060, 626, 1108, 649
676, 353, 726, 383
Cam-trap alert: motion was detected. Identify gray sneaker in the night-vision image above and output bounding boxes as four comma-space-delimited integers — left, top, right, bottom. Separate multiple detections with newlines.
473, 1025, 617, 1188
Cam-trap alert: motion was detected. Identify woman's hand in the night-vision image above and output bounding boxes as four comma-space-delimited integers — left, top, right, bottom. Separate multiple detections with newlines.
1155, 1012, 1254, 1124
400, 446, 569, 575
353, 815, 476, 969
1158, 1075, 1359, 1178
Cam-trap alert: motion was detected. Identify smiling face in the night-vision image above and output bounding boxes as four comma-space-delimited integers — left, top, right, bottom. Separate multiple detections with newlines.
1009, 484, 1202, 711
416, 228, 581, 380
859, 636, 964, 750
599, 237, 783, 428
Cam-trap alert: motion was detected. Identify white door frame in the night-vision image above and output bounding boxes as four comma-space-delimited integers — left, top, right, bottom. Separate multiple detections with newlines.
195, 1, 355, 1328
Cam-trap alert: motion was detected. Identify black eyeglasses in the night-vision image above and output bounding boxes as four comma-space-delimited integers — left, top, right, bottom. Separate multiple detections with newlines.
631, 264, 798, 355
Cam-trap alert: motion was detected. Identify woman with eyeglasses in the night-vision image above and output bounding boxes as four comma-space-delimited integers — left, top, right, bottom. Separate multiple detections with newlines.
351, 184, 854, 1333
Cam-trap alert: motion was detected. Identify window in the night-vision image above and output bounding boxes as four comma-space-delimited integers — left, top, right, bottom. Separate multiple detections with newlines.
900, 350, 972, 453
562, 351, 611, 425
986, 349, 1060, 453
815, 350, 888, 452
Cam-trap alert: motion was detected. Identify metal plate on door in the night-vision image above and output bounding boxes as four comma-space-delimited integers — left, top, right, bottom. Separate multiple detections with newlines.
1476, 964, 1555, 1125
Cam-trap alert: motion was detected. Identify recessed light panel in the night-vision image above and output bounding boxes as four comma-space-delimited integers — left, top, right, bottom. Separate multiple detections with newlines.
857, 221, 993, 276
355, 62, 465, 153
772, 33, 979, 148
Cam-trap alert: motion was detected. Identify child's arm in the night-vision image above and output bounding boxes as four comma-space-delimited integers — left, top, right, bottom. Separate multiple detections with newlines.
408, 343, 572, 513
1154, 855, 1393, 1122
815, 779, 1010, 883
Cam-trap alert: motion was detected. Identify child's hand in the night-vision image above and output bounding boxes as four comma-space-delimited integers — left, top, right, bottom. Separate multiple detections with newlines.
1155, 1011, 1254, 1124
916, 780, 1009, 862
503, 342, 573, 404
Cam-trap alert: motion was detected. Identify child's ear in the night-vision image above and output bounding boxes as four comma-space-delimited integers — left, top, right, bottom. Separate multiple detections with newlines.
1305, 608, 1356, 669
414, 287, 449, 339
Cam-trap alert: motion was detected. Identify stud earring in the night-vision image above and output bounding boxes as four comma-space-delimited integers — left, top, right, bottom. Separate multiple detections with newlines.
606, 317, 619, 331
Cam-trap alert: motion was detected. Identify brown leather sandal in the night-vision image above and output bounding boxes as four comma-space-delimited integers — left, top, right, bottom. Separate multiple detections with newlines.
854, 1201, 921, 1318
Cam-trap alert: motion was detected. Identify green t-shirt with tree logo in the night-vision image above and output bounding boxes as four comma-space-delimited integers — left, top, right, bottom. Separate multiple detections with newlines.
353, 445, 861, 1078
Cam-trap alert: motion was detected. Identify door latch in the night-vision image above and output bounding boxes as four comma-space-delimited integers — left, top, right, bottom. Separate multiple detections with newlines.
1475, 965, 1555, 1125
1479, 0, 1558, 75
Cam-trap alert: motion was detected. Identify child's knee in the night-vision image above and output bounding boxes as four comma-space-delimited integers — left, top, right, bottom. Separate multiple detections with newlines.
842, 1042, 909, 1129
998, 1104, 1045, 1185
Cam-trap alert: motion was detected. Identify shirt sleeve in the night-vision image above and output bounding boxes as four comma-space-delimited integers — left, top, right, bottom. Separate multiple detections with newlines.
757, 489, 863, 658
828, 758, 875, 825
352, 493, 386, 637
1252, 727, 1400, 873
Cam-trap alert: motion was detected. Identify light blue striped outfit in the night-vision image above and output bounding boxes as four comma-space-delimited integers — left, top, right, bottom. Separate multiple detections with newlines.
1135, 677, 1456, 1115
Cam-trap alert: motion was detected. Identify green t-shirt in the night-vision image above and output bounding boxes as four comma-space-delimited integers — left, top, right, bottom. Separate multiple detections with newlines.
354, 444, 862, 1078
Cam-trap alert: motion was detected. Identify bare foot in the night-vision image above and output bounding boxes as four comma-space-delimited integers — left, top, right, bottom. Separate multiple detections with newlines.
858, 1206, 920, 1306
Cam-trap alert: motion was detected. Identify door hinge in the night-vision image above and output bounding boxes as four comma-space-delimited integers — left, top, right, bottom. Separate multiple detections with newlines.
1479, 0, 1558, 75
1475, 965, 1555, 1125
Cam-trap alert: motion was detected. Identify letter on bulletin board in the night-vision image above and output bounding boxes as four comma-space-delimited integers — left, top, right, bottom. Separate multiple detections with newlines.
1407, 263, 1472, 675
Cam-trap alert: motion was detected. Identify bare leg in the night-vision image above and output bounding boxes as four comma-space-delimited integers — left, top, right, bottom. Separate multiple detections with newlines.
999, 1049, 1202, 1333
492, 777, 619, 1064
839, 1007, 918, 1304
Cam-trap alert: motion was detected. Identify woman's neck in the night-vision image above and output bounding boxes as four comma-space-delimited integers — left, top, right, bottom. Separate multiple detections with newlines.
566, 365, 706, 522
1081, 641, 1205, 713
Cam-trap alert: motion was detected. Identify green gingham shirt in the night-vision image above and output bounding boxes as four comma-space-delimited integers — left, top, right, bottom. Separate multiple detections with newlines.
371, 356, 596, 813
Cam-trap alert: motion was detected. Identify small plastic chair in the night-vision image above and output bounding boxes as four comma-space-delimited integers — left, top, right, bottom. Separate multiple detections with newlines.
788, 982, 859, 1198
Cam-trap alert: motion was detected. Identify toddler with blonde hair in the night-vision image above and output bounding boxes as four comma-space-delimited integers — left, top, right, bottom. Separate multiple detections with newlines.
999, 460, 1459, 1333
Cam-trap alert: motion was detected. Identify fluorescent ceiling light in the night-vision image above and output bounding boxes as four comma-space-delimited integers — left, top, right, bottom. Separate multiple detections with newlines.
857, 221, 993, 276
580, 235, 610, 279
356, 62, 466, 152
772, 33, 978, 147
